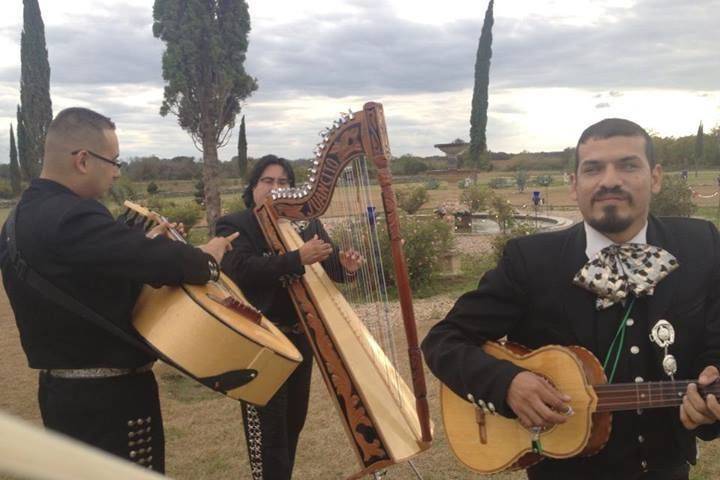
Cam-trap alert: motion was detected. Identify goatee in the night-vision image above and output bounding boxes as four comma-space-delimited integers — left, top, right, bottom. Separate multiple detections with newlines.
587, 205, 634, 234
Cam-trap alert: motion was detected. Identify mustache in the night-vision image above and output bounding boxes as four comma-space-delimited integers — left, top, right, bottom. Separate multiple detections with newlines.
592, 187, 632, 203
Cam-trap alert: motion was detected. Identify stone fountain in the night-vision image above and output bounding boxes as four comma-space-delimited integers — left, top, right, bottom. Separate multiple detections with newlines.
434, 139, 469, 170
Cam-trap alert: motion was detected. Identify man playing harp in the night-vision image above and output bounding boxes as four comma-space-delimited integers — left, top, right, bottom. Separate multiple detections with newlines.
215, 155, 362, 480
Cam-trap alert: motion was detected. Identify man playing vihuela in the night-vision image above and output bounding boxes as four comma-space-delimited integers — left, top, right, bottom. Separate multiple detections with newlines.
423, 118, 720, 480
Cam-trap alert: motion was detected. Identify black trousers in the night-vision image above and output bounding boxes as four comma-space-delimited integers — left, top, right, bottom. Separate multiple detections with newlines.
38, 370, 165, 473
240, 330, 314, 480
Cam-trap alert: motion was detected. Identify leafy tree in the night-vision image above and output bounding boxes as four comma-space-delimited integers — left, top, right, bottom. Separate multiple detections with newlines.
377, 214, 454, 291
153, 0, 258, 231
147, 181, 159, 195
108, 176, 137, 205
392, 154, 429, 175
515, 169, 528, 192
19, 0, 52, 179
396, 185, 429, 214
159, 200, 202, 231
460, 183, 491, 212
237, 114, 248, 179
536, 175, 554, 187
650, 174, 696, 217
468, 0, 494, 170
489, 194, 516, 233
9, 124, 21, 196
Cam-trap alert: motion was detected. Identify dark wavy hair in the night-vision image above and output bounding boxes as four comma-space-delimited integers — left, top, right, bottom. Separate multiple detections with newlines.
575, 118, 655, 171
242, 154, 296, 208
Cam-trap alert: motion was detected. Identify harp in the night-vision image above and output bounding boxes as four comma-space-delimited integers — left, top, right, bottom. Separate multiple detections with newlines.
254, 102, 432, 478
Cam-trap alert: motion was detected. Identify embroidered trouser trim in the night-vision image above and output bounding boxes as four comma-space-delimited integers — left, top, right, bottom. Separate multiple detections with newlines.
245, 404, 264, 480
239, 330, 314, 480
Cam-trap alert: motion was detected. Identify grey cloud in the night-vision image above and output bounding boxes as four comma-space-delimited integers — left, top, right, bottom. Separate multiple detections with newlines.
245, 0, 720, 96
0, 4, 162, 86
595, 102, 611, 108
2, 0, 717, 101
491, 103, 525, 114
609, 91, 623, 97
0, 0, 718, 161
46, 7, 162, 85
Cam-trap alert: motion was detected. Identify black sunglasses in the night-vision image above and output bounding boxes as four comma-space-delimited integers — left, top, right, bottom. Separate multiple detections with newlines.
71, 149, 122, 169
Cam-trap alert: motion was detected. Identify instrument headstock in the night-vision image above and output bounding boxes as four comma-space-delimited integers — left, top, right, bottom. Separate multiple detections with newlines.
122, 200, 184, 243
123, 200, 164, 224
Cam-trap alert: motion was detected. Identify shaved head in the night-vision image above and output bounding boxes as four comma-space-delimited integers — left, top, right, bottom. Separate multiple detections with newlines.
41, 107, 121, 199
44, 108, 116, 172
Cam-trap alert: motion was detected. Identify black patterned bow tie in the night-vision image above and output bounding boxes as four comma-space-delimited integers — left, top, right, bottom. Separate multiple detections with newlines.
573, 243, 679, 310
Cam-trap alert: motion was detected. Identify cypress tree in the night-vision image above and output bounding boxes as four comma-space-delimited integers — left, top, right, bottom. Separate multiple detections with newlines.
19, 0, 53, 179
16, 105, 31, 180
237, 115, 248, 179
9, 124, 22, 196
469, 0, 494, 170
695, 121, 704, 177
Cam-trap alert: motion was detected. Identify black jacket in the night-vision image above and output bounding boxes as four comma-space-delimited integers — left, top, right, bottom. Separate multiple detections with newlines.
0, 179, 213, 369
215, 208, 346, 326
422, 216, 720, 476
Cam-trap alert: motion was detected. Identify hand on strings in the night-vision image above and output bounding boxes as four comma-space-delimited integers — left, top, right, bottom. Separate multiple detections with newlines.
339, 249, 364, 274
299, 235, 333, 265
680, 365, 720, 429
506, 371, 572, 429
199, 232, 240, 264
147, 221, 182, 240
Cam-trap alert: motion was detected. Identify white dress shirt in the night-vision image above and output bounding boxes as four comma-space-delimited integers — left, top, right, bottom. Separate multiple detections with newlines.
584, 221, 648, 260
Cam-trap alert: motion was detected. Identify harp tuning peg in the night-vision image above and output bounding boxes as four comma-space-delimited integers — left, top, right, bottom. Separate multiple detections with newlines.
313, 160, 320, 166
309, 176, 316, 183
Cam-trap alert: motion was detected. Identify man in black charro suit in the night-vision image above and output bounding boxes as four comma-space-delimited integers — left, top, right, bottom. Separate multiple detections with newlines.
0, 107, 238, 472
422, 118, 720, 480
216, 154, 363, 480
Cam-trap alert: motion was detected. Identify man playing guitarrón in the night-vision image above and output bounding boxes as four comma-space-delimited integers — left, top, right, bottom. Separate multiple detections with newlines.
422, 118, 720, 479
0, 107, 238, 473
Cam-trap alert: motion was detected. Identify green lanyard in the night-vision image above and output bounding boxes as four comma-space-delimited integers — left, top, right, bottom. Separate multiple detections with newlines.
602, 297, 636, 383
531, 296, 636, 456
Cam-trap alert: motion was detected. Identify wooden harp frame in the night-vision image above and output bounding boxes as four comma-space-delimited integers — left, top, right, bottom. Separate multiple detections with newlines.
254, 102, 432, 477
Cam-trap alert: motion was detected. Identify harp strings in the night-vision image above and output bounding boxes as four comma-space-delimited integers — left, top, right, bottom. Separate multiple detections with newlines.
323, 155, 403, 401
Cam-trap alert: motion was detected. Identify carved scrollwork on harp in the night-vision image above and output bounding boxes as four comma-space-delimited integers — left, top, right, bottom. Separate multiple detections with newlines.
254, 102, 432, 479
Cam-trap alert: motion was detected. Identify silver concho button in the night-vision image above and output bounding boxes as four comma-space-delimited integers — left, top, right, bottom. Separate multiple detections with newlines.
662, 354, 678, 377
649, 319, 675, 348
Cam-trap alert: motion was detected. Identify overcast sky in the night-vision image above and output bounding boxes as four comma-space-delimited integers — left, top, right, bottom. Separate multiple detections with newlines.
0, 0, 718, 163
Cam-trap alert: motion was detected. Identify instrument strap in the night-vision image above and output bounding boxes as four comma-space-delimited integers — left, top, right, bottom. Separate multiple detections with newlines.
602, 297, 636, 383
5, 207, 157, 357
